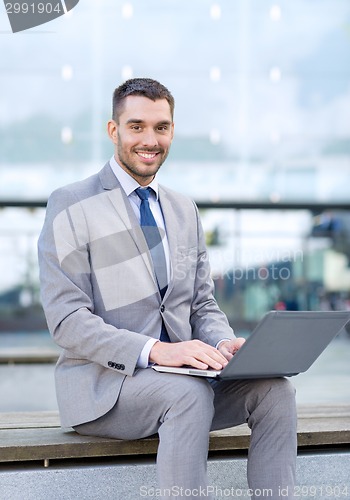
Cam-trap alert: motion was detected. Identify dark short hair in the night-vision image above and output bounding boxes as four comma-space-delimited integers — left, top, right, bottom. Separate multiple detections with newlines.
112, 78, 175, 122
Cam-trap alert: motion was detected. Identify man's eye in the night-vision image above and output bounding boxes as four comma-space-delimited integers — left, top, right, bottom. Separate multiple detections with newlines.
158, 126, 168, 131
131, 125, 141, 131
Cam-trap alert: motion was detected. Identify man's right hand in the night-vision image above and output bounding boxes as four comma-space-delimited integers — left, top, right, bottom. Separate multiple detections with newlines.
149, 339, 228, 370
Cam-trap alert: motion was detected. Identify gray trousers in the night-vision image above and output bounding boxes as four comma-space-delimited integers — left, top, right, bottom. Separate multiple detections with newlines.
74, 368, 297, 499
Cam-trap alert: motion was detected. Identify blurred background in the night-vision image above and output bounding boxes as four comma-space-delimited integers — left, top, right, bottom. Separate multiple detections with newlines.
0, 0, 349, 411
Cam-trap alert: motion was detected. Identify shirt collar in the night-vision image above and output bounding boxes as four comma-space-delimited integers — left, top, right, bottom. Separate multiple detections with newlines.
109, 155, 159, 200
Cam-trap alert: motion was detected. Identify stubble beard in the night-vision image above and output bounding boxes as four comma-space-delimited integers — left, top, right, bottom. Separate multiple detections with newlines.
116, 138, 170, 181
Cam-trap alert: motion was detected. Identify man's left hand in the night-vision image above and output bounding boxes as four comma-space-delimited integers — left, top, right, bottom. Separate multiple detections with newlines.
218, 338, 246, 361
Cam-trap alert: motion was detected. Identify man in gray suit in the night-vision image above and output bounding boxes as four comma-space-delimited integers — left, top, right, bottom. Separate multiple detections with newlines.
38, 78, 297, 499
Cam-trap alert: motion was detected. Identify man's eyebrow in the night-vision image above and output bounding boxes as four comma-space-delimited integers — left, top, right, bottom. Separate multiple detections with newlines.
157, 120, 172, 126
125, 119, 172, 126
126, 118, 144, 124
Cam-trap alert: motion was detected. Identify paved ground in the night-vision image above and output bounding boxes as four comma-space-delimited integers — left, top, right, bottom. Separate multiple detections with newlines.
292, 330, 350, 405
0, 330, 349, 412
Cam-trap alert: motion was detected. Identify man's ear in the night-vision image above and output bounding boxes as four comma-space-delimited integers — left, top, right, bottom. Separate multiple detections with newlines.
107, 120, 118, 144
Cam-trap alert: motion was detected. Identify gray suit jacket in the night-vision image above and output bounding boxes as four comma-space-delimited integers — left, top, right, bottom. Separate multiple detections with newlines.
38, 162, 234, 427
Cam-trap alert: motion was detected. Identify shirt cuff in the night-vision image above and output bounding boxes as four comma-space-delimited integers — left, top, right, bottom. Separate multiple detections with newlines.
137, 338, 159, 368
216, 338, 231, 349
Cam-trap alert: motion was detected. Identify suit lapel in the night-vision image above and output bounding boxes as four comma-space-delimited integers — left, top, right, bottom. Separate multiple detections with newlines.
99, 163, 157, 287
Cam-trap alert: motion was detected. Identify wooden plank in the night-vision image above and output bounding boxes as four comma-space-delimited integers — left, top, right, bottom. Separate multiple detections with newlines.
1, 415, 350, 463
1, 405, 348, 429
209, 425, 250, 451
297, 404, 350, 418
0, 412, 60, 430
0, 428, 159, 462
297, 416, 350, 447
298, 416, 350, 432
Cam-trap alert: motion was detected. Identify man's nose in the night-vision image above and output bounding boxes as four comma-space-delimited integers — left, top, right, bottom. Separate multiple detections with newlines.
141, 128, 158, 147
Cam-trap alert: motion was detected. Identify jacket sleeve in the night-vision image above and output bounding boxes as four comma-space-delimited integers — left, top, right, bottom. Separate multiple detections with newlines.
38, 187, 151, 376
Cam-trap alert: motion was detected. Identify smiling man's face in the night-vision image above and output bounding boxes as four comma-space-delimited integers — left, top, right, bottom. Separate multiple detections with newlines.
108, 95, 174, 186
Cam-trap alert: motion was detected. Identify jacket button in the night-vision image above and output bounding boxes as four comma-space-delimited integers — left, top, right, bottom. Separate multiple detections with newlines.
160, 305, 165, 313
108, 361, 125, 370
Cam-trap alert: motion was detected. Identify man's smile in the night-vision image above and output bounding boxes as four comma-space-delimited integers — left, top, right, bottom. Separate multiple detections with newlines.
136, 151, 160, 161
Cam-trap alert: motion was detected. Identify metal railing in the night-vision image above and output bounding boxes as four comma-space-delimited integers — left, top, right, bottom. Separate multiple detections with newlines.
1, 200, 350, 332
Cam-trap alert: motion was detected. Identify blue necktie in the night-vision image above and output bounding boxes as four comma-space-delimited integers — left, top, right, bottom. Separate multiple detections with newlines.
135, 187, 170, 342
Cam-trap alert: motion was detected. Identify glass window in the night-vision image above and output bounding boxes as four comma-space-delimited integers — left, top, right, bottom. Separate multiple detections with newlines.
1, 0, 349, 202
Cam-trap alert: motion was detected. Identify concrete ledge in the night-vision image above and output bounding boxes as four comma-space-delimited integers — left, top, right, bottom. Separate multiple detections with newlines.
0, 452, 349, 500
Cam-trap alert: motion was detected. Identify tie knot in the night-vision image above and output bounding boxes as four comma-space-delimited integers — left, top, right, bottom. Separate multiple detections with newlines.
135, 187, 152, 201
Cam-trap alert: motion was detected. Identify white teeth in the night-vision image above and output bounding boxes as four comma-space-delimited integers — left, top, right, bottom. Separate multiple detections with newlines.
138, 152, 157, 159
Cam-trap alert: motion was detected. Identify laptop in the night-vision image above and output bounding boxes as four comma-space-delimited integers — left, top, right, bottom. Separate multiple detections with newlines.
152, 310, 350, 379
